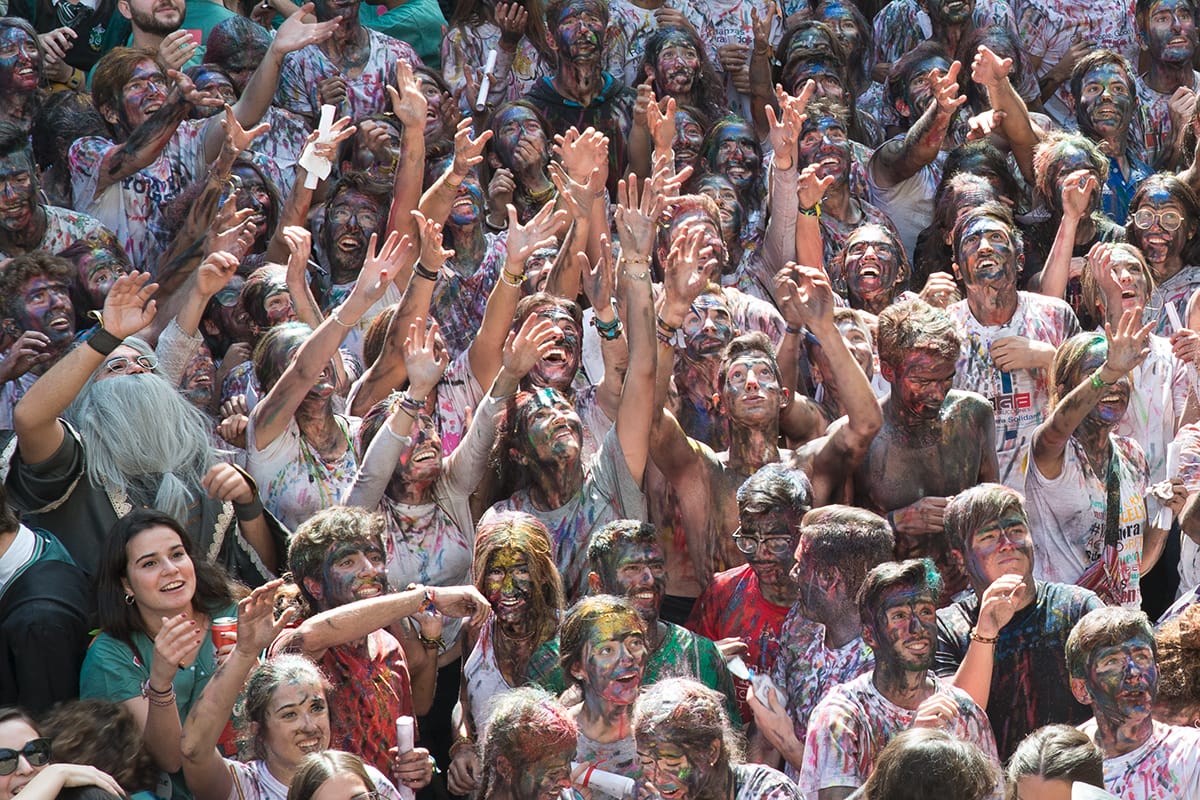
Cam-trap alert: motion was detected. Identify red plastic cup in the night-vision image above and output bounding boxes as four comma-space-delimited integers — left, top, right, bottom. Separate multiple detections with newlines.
211, 617, 237, 649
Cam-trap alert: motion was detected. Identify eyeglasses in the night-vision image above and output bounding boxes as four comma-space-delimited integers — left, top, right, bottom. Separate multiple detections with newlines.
328, 206, 380, 229
1132, 208, 1184, 232
103, 354, 159, 373
731, 528, 795, 557
0, 739, 51, 776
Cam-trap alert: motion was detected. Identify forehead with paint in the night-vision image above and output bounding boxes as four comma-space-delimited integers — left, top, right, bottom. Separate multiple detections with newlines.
649, 28, 702, 94
0, 24, 41, 93
815, 0, 863, 54
1141, 0, 1196, 62
789, 57, 846, 100
1074, 57, 1135, 136
844, 224, 903, 281
925, 0, 976, 25
892, 52, 951, 118
492, 104, 548, 165
799, 112, 851, 180
954, 210, 1020, 280
549, 0, 608, 55
706, 119, 762, 191
0, 147, 37, 231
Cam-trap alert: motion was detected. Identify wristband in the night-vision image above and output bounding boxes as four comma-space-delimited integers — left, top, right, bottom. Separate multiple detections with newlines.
330, 306, 356, 328
418, 631, 446, 651
799, 201, 821, 218
501, 267, 526, 287
785, 323, 802, 336
413, 263, 439, 281
87, 327, 124, 356
1090, 369, 1118, 389
449, 736, 475, 757
234, 494, 265, 521
142, 678, 174, 698
66, 68, 84, 91
969, 627, 999, 645
592, 315, 623, 341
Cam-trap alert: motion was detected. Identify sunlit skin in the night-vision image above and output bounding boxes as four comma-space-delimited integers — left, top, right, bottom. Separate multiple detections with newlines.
798, 115, 850, 185
505, 744, 574, 800
418, 75, 449, 139
658, 207, 728, 281
517, 387, 584, 481
673, 110, 705, 174
682, 294, 735, 362
255, 682, 332, 783
1069, 341, 1133, 467
1073, 634, 1158, 756
260, 280, 297, 328
738, 508, 801, 606
113, 59, 169, 134
391, 412, 443, 500
308, 539, 389, 611
1146, 0, 1197, 62
884, 349, 956, 426
1076, 62, 1135, 146
956, 215, 1020, 325
0, 719, 45, 800
549, 0, 607, 102
677, 292, 736, 466
603, 540, 668, 633
1130, 186, 1194, 281
1014, 775, 1075, 800
863, 584, 939, 706
964, 511, 1035, 593
842, 226, 903, 314
525, 308, 581, 389
1048, 146, 1103, 218
574, 614, 646, 706
120, 526, 197, 622
721, 353, 785, 428
809, 318, 875, 417
694, 180, 741, 267
1095, 248, 1150, 318
483, 547, 533, 629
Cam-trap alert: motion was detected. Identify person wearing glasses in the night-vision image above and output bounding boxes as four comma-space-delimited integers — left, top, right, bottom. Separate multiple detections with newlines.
0, 709, 124, 800
1125, 174, 1200, 337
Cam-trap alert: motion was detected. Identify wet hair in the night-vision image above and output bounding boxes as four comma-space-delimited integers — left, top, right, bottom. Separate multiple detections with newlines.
287, 506, 387, 611
737, 463, 813, 520
559, 594, 645, 691
473, 511, 563, 645
633, 678, 744, 775
587, 519, 660, 590
242, 654, 334, 760
39, 700, 159, 794
287, 751, 375, 800
951, 201, 1024, 267
857, 558, 943, 626
876, 299, 961, 370
241, 264, 290, 333
1048, 331, 1108, 406
944, 484, 1028, 555
798, 505, 894, 594
252, 321, 310, 395
1066, 606, 1157, 680
1154, 605, 1200, 721
886, 40, 951, 117
95, 509, 237, 652
1033, 132, 1110, 210
1125, 173, 1200, 265
1069, 49, 1134, 105
638, 25, 726, 120
0, 252, 74, 321
91, 47, 164, 130
718, 332, 782, 395
1004, 724, 1105, 799
1080, 243, 1156, 319
860, 728, 998, 800
477, 688, 577, 800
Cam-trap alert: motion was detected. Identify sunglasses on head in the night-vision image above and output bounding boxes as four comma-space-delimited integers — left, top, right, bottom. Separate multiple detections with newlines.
0, 739, 51, 776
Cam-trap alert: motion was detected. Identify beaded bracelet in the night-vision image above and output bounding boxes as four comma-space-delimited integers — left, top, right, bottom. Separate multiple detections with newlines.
592, 315, 622, 341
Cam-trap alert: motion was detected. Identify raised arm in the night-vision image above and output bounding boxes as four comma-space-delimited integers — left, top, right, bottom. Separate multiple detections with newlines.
385, 59, 432, 254
13, 273, 158, 464
872, 61, 966, 189
946, 574, 1023, 708
1037, 171, 1098, 301
971, 45, 1040, 183
1032, 308, 1152, 479
419, 119, 492, 225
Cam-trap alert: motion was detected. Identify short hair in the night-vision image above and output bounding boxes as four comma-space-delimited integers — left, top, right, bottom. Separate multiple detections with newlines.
737, 463, 813, 519
930, 173, 1000, 238
91, 47, 163, 124
876, 299, 961, 370
942, 140, 1023, 207
800, 97, 852, 134
1065, 606, 1157, 680
1033, 132, 1110, 208
474, 511, 563, 644
322, 170, 393, 217
1049, 332, 1107, 407
559, 594, 645, 691
1069, 49, 1134, 105
886, 40, 950, 115
952, 201, 1023, 266
633, 678, 744, 773
718, 332, 782, 394
204, 16, 271, 69
477, 688, 577, 800
31, 90, 108, 172
39, 700, 159, 794
857, 558, 943, 626
0, 253, 73, 321
0, 483, 18, 536
288, 506, 387, 611
835, 223, 912, 293
1080, 243, 1156, 319
287, 751, 375, 800
799, 505, 894, 594
860, 728, 998, 800
1154, 605, 1200, 720
242, 654, 333, 760
1004, 724, 1105, 799
587, 519, 660, 590
1136, 0, 1198, 29
513, 292, 583, 336
944, 484, 1027, 555
0, 120, 33, 169
545, 0, 608, 33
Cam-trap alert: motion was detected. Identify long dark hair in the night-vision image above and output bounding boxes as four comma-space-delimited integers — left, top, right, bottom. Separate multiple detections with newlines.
95, 509, 237, 651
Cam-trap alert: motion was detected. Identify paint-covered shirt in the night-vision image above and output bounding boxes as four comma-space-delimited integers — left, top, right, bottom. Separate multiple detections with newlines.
1078, 720, 1200, 799
731, 763, 803, 800
224, 758, 402, 800
686, 563, 791, 724
433, 350, 485, 456
606, 0, 714, 87
770, 614, 873, 781
798, 672, 1001, 797
463, 614, 517, 738
1173, 423, 1200, 594
0, 205, 108, 260
1023, 434, 1150, 608
1115, 333, 1187, 483
430, 231, 508, 359
482, 425, 646, 601
1136, 70, 1200, 168
441, 22, 550, 111
935, 581, 1104, 759
866, 134, 947, 258
948, 292, 1081, 487
1146, 266, 1200, 338
275, 29, 423, 124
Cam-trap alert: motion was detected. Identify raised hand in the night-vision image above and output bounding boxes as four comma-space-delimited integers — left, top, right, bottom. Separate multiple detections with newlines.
195, 251, 239, 298
506, 199, 567, 268
1103, 306, 1154, 376
1086, 242, 1125, 312
102, 271, 159, 338
39, 27, 76, 61
403, 318, 449, 397
1061, 169, 1098, 221
205, 195, 256, 259
235, 577, 297, 654
451, 118, 493, 179
554, 126, 609, 189
776, 263, 835, 331
170, 68, 225, 111
201, 462, 256, 505
634, 83, 655, 129
502, 313, 559, 379
220, 98, 274, 152
412, 209, 455, 272
488, 168, 516, 218
614, 174, 666, 259
767, 83, 808, 170
151, 613, 204, 681
388, 59, 428, 128
354, 231, 413, 305
283, 225, 314, 284
548, 160, 595, 221
159, 29, 198, 72
647, 94, 677, 155
0, 331, 51, 384
976, 573, 1025, 638
970, 44, 1012, 88
797, 163, 835, 210
663, 219, 716, 307
580, 235, 616, 310
272, 3, 339, 54
495, 1, 529, 47
931, 61, 967, 116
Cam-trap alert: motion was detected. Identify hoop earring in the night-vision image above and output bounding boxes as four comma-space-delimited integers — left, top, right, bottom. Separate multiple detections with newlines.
125, 594, 135, 605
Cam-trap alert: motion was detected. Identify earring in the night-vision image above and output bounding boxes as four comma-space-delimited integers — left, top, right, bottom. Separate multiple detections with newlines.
125, 594, 135, 605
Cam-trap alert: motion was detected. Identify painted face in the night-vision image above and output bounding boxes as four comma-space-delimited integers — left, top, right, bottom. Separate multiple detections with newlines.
1076, 339, 1132, 427
210, 274, 253, 345
483, 546, 533, 624
966, 510, 1033, 586
0, 719, 46, 800
311, 773, 373, 800
419, 75, 449, 138
72, 242, 127, 309
519, 387, 583, 465
221, 45, 264, 93
118, 59, 168, 131
1049, 147, 1102, 216
637, 741, 717, 800
178, 343, 216, 409
816, 1, 861, 56
0, 151, 37, 234
1076, 62, 1134, 140
311, 0, 360, 25
695, 182, 743, 250
652, 33, 701, 96
526, 307, 581, 388
447, 174, 484, 228
673, 110, 705, 174
837, 318, 875, 379
231, 163, 273, 250
120, 525, 197, 617
682, 294, 735, 360
512, 744, 575, 800
1103, 249, 1151, 314
15, 275, 74, 348
608, 540, 666, 622
738, 509, 800, 595
318, 538, 388, 610
927, 0, 975, 26
325, 188, 384, 282
1145, 0, 1196, 64
258, 681, 331, 772
789, 537, 836, 623
1082, 634, 1158, 725
789, 60, 846, 102
887, 349, 955, 421
711, 122, 761, 192
576, 613, 646, 705
525, 247, 557, 293
844, 227, 902, 301
123, 0, 184, 36
493, 105, 549, 171
790, 28, 836, 58
261, 280, 297, 327
721, 352, 783, 423
0, 27, 40, 94
798, 115, 850, 183
190, 68, 237, 116
1013, 776, 1075, 800
1132, 189, 1191, 267
900, 55, 951, 119
552, 0, 606, 63
957, 215, 1019, 293
395, 412, 443, 485
868, 584, 939, 672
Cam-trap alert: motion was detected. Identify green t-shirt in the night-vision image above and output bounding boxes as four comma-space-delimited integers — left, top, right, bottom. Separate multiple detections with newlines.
358, 0, 446, 69
526, 620, 742, 725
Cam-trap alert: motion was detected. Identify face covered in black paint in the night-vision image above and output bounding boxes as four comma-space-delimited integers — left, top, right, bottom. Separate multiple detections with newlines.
0, 150, 38, 235
649, 30, 702, 97
708, 120, 761, 194
1143, 0, 1197, 65
324, 187, 385, 284
0, 26, 40, 96
551, 0, 607, 65
1075, 60, 1135, 142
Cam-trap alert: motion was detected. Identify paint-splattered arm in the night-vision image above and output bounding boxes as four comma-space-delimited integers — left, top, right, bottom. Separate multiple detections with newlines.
971, 45, 1040, 184
871, 62, 966, 190
418, 119, 492, 226
385, 59, 430, 259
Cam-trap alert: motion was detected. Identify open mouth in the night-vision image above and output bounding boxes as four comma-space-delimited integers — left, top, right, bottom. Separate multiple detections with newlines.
297, 738, 323, 753
904, 638, 931, 655
543, 347, 569, 364
725, 165, 750, 180
411, 446, 439, 464
354, 582, 383, 599
47, 314, 72, 331
143, 100, 164, 115
161, 579, 186, 593
337, 234, 363, 252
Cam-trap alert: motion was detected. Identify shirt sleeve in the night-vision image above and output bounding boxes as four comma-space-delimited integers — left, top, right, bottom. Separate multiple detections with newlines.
799, 692, 865, 794
68, 136, 115, 210
934, 606, 971, 679
79, 634, 147, 703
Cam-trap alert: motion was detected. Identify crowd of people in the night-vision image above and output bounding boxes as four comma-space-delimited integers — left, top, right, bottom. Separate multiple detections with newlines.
3, 0, 1200, 796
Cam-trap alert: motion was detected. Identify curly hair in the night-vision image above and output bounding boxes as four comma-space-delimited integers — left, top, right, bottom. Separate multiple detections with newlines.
633, 678, 745, 777
287, 506, 388, 611
477, 687, 577, 800
1154, 605, 1200, 723
39, 700, 159, 794
0, 252, 74, 321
